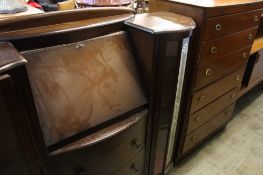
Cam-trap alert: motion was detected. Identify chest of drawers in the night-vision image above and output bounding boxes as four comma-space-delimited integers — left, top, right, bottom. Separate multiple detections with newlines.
149, 0, 263, 169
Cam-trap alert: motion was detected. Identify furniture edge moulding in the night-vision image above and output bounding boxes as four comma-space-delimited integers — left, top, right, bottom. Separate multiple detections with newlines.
0, 7, 135, 41
125, 11, 196, 175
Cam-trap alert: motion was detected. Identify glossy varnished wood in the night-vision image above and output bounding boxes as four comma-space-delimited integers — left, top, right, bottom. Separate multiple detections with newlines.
190, 67, 245, 114
200, 28, 257, 65
113, 149, 145, 175
204, 9, 262, 41
0, 8, 135, 41
149, 0, 263, 164
24, 32, 147, 146
51, 110, 147, 175
187, 88, 238, 134
0, 42, 27, 74
163, 0, 263, 17
183, 103, 235, 153
125, 11, 195, 34
76, 0, 133, 6
195, 46, 250, 90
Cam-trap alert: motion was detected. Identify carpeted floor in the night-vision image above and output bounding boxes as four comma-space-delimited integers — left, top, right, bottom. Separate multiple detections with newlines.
170, 84, 263, 175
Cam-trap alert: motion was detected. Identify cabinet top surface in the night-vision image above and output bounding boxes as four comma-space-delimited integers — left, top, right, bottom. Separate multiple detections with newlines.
167, 0, 263, 8
125, 11, 196, 34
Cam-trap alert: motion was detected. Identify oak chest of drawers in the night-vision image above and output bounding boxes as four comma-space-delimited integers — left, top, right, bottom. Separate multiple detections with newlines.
150, 0, 263, 168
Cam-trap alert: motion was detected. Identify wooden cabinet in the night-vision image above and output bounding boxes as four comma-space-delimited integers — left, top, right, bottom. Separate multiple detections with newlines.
183, 104, 235, 153
150, 0, 263, 167
51, 111, 147, 175
0, 9, 196, 175
203, 9, 261, 41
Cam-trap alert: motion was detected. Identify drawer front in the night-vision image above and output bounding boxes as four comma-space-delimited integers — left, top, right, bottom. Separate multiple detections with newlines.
113, 149, 145, 175
195, 47, 251, 90
187, 88, 238, 134
183, 104, 235, 153
190, 68, 245, 114
204, 10, 262, 41
200, 28, 257, 65
51, 112, 146, 175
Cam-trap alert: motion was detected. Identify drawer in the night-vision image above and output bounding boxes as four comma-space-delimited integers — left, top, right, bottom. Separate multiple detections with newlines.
51, 110, 147, 175
183, 104, 235, 153
195, 46, 251, 90
190, 68, 245, 114
200, 28, 257, 65
204, 10, 262, 41
187, 88, 238, 134
113, 149, 145, 175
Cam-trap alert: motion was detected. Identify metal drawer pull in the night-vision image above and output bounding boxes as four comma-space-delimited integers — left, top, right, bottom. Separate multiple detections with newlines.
231, 93, 236, 99
236, 75, 241, 81
215, 24, 222, 31
130, 163, 140, 172
195, 116, 201, 122
205, 68, 213, 76
210, 46, 218, 54
191, 136, 197, 142
248, 34, 254, 40
131, 138, 141, 148
76, 43, 85, 50
254, 15, 259, 22
199, 96, 206, 102
242, 52, 248, 59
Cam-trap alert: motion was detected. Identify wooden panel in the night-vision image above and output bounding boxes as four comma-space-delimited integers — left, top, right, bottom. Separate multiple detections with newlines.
0, 42, 27, 74
51, 111, 146, 175
195, 46, 251, 90
183, 103, 235, 153
187, 88, 238, 134
0, 144, 29, 175
113, 149, 145, 175
204, 9, 262, 41
190, 67, 245, 114
0, 94, 17, 148
24, 32, 147, 146
158, 0, 263, 8
200, 28, 257, 65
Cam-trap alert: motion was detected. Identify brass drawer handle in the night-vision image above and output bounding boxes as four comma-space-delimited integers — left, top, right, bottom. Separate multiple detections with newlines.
191, 135, 197, 142
236, 75, 241, 81
215, 24, 222, 31
76, 43, 85, 50
131, 138, 141, 149
205, 68, 213, 76
199, 96, 206, 102
231, 93, 236, 99
210, 46, 218, 54
242, 52, 248, 59
194, 116, 201, 122
254, 15, 259, 22
130, 163, 140, 172
248, 34, 254, 40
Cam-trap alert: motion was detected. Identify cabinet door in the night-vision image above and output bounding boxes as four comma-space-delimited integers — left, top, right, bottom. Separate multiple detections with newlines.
0, 74, 29, 175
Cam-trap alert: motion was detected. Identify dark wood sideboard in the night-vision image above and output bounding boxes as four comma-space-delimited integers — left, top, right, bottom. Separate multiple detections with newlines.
0, 8, 195, 175
149, 0, 263, 173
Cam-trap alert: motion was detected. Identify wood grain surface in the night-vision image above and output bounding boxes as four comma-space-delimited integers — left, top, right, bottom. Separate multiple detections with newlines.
24, 32, 147, 146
